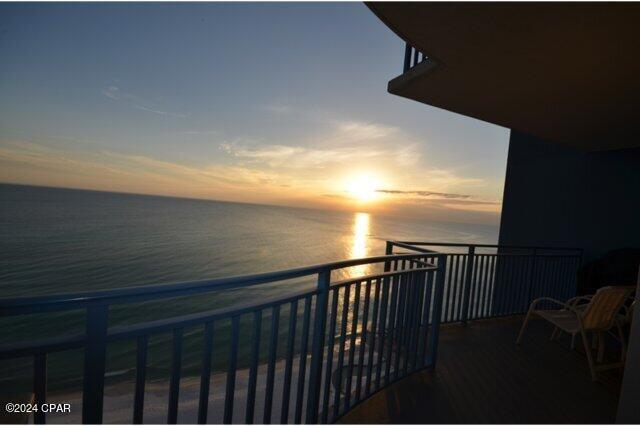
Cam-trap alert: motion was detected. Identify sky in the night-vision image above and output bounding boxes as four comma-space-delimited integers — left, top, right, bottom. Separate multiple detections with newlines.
0, 3, 510, 225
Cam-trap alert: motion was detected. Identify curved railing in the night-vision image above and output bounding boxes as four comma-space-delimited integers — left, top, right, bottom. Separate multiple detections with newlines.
386, 241, 583, 323
0, 253, 446, 424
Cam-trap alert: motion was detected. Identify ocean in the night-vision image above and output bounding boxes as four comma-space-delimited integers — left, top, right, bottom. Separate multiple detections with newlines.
0, 183, 498, 396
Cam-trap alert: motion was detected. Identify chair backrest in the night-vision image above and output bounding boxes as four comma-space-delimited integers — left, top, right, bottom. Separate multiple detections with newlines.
581, 285, 636, 330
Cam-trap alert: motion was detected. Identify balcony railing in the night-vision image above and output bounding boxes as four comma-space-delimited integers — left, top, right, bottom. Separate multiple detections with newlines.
403, 42, 428, 72
0, 242, 583, 424
0, 253, 445, 424
386, 241, 583, 323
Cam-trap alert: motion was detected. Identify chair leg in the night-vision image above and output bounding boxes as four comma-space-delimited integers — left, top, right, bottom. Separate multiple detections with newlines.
517, 308, 535, 345
571, 333, 576, 350
597, 332, 605, 363
580, 329, 598, 381
617, 324, 627, 362
550, 326, 559, 341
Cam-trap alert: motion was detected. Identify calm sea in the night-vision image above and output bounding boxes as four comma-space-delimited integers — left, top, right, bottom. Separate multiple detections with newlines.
0, 183, 498, 391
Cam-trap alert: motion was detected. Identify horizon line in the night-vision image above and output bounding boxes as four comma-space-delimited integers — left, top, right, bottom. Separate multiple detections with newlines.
0, 181, 500, 228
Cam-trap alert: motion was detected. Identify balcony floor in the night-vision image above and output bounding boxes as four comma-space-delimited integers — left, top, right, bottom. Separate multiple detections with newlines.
338, 316, 622, 424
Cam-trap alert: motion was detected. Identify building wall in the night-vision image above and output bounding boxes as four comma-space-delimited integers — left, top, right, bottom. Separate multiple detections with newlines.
498, 132, 640, 422
498, 130, 640, 263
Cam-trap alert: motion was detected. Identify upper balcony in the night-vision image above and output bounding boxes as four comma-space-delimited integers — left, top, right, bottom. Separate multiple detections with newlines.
368, 3, 640, 152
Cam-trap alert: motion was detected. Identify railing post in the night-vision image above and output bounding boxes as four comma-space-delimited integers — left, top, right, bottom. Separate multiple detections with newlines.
403, 42, 412, 72
82, 304, 109, 424
427, 254, 446, 366
526, 248, 538, 309
305, 269, 330, 424
384, 241, 393, 272
461, 245, 475, 325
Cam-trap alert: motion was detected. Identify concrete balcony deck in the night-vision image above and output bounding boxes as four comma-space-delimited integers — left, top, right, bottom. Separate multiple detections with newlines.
339, 316, 621, 424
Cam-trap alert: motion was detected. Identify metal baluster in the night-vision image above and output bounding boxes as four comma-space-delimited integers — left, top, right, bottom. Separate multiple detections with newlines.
33, 354, 47, 424
82, 304, 108, 424
468, 255, 480, 320
263, 307, 280, 424
480, 255, 489, 318
409, 269, 426, 371
505, 255, 515, 314
421, 270, 435, 364
480, 255, 491, 318
403, 43, 412, 72
501, 255, 513, 315
223, 316, 240, 424
332, 286, 350, 421
457, 255, 467, 321
280, 300, 298, 424
413, 270, 429, 369
427, 255, 447, 366
384, 274, 399, 385
514, 255, 526, 313
305, 269, 330, 424
294, 297, 311, 424
461, 246, 475, 324
393, 274, 407, 379
375, 276, 390, 390
448, 255, 459, 321
321, 289, 339, 424
403, 271, 418, 375
443, 255, 453, 322
355, 279, 371, 402
486, 256, 497, 317
411, 268, 426, 370
245, 311, 262, 424
197, 323, 214, 424
133, 335, 148, 424
365, 279, 381, 396
168, 328, 183, 424
344, 282, 361, 411
496, 254, 509, 316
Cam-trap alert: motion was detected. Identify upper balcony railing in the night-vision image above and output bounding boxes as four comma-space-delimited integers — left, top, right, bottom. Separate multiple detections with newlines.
403, 42, 428, 72
0, 241, 583, 424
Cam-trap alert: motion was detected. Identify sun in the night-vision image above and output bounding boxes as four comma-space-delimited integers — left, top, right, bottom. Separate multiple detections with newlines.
346, 174, 381, 202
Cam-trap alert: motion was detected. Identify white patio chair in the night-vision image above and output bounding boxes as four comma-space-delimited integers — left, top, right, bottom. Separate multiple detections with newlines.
516, 285, 636, 380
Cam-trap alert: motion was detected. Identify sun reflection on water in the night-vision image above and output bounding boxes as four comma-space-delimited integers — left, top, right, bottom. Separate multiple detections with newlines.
349, 212, 370, 277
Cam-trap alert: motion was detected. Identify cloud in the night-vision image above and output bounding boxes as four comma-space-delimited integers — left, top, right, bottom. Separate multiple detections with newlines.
179, 130, 219, 136
219, 141, 381, 169
335, 121, 397, 141
102, 86, 188, 118
376, 189, 472, 200
263, 102, 292, 114
218, 119, 421, 170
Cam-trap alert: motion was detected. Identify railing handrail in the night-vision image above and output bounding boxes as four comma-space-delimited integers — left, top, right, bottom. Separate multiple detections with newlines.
0, 267, 441, 360
329, 266, 435, 288
0, 253, 437, 315
390, 240, 583, 252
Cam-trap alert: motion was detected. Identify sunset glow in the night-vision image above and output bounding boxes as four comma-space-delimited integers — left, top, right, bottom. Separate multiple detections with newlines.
0, 3, 509, 225
346, 174, 381, 202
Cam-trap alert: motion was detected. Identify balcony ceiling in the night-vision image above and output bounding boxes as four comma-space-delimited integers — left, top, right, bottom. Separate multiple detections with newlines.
368, 3, 640, 151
